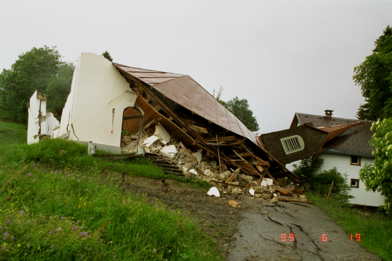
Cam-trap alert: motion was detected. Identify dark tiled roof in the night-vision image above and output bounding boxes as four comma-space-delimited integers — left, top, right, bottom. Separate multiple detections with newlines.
293, 113, 374, 157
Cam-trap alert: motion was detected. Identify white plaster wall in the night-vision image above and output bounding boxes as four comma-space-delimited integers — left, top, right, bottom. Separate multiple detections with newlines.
46, 112, 59, 137
27, 91, 40, 144
319, 153, 385, 207
57, 53, 137, 147
56, 57, 80, 138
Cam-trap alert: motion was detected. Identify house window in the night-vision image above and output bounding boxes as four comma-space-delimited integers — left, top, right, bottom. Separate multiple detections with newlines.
350, 179, 359, 188
280, 135, 305, 155
350, 156, 361, 166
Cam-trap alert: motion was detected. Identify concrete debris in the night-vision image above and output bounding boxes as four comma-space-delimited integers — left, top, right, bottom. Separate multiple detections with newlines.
143, 135, 159, 147
207, 187, 220, 197
261, 178, 274, 187
154, 122, 170, 145
160, 145, 178, 158
119, 117, 307, 204
189, 169, 197, 175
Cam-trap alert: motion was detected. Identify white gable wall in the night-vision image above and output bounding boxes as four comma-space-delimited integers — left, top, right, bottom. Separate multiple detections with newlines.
319, 153, 385, 207
56, 53, 137, 149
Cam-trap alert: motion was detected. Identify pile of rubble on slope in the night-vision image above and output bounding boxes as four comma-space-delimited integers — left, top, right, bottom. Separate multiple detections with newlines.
120, 121, 308, 204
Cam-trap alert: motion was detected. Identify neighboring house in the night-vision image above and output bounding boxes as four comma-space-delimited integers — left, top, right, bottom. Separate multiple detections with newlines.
260, 110, 385, 207
291, 111, 385, 207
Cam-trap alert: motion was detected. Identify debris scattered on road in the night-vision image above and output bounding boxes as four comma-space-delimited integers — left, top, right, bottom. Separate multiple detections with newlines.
207, 187, 221, 197
228, 200, 241, 208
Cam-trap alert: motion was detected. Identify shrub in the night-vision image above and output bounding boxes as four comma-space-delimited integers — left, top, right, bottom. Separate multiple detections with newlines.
293, 156, 352, 203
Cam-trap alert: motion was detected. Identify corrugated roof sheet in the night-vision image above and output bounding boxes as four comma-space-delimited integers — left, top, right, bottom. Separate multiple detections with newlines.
294, 113, 374, 155
114, 63, 258, 145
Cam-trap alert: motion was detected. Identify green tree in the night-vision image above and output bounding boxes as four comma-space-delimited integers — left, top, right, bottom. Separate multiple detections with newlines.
0, 46, 62, 123
359, 118, 392, 214
212, 87, 259, 131
226, 97, 259, 131
353, 26, 392, 121
102, 51, 113, 62
46, 62, 75, 119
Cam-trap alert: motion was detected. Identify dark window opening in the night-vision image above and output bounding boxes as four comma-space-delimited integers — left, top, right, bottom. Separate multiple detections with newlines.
350, 156, 361, 166
350, 179, 359, 188
186, 131, 196, 140
158, 109, 170, 119
171, 119, 182, 128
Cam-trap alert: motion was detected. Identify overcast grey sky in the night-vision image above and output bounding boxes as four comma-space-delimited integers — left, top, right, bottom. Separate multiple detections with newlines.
1, 0, 391, 134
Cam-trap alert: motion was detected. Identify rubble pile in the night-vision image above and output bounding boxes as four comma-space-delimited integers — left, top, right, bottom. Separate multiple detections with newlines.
120, 121, 308, 203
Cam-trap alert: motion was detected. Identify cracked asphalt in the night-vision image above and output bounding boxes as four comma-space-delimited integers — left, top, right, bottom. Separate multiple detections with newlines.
227, 197, 381, 261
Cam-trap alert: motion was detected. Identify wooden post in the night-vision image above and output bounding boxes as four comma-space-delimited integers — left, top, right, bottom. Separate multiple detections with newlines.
327, 181, 334, 201
216, 135, 222, 173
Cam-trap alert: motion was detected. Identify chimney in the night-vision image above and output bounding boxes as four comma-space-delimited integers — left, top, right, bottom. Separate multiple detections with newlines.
325, 110, 333, 117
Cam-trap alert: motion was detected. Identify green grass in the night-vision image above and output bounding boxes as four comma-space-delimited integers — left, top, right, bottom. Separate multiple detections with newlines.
0, 121, 27, 145
0, 124, 221, 260
307, 192, 392, 260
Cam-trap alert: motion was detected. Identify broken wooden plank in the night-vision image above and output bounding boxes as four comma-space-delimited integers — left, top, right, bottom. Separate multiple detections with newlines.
216, 135, 222, 173
179, 142, 198, 164
293, 188, 304, 194
277, 187, 293, 196
231, 160, 266, 166
189, 124, 208, 134
277, 197, 313, 204
228, 152, 254, 158
205, 136, 238, 142
142, 118, 161, 131
208, 141, 245, 146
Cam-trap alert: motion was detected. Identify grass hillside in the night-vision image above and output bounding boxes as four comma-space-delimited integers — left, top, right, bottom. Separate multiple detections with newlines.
0, 121, 220, 260
0, 121, 27, 145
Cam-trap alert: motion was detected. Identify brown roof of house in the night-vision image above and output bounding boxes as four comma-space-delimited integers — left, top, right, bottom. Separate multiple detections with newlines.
113, 63, 258, 145
291, 113, 374, 157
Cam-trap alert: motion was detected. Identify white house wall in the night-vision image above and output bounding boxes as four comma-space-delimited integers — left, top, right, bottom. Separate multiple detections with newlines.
46, 112, 59, 137
319, 153, 385, 207
27, 90, 41, 144
56, 53, 137, 149
27, 91, 59, 144
57, 57, 80, 138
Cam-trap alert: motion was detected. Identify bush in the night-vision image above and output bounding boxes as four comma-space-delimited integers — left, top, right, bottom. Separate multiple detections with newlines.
293, 157, 352, 203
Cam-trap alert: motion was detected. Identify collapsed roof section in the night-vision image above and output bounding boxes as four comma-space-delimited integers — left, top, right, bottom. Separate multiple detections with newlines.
113, 64, 257, 144
113, 63, 306, 186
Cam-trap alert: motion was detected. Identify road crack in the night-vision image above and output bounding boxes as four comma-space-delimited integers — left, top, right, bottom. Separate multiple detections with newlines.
291, 223, 325, 261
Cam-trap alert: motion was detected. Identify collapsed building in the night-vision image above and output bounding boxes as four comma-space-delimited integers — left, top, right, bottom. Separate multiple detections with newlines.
36, 52, 309, 202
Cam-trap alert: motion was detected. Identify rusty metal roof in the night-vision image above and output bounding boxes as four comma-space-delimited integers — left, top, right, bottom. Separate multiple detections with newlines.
292, 113, 374, 156
113, 63, 258, 145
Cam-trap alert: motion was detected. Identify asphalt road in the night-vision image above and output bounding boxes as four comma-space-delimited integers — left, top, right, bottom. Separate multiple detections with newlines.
227, 198, 381, 261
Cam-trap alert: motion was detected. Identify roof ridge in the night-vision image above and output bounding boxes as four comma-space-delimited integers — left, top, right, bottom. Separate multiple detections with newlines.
295, 112, 374, 123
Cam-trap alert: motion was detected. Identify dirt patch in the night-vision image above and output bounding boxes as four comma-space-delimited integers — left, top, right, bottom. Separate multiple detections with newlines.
120, 176, 248, 257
